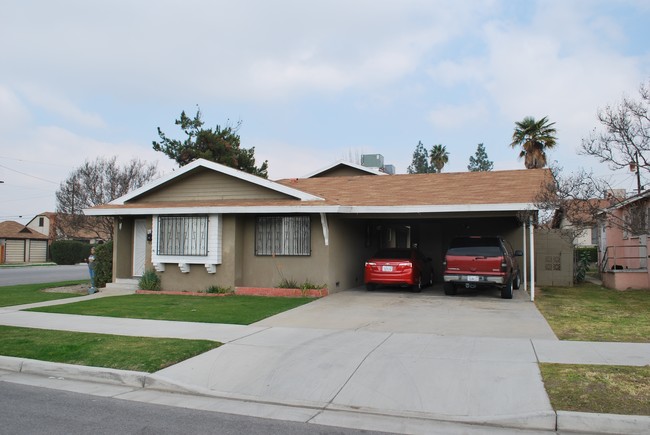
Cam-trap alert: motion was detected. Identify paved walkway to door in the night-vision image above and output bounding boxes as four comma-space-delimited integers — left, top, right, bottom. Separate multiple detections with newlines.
253, 285, 558, 340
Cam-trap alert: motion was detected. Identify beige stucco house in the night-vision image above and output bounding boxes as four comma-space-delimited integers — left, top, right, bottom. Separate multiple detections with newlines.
85, 159, 552, 294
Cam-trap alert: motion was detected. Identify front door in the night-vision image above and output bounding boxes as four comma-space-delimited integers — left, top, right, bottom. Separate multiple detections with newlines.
133, 219, 147, 277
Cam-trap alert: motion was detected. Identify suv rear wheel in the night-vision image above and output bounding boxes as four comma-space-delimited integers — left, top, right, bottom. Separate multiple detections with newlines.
501, 280, 513, 299
513, 272, 521, 290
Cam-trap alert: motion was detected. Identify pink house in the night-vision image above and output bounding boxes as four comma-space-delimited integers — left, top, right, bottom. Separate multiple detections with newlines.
599, 190, 650, 290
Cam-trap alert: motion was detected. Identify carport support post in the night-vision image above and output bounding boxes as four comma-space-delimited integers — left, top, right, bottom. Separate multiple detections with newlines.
522, 220, 528, 292
529, 215, 535, 301
320, 213, 329, 246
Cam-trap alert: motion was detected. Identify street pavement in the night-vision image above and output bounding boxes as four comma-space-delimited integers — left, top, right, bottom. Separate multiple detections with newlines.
0, 264, 88, 286
1, 288, 649, 434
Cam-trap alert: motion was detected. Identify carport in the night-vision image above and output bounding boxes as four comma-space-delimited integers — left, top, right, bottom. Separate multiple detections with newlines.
325, 209, 539, 300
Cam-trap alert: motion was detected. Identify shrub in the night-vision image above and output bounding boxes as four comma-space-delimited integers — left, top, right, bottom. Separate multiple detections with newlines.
205, 285, 233, 294
50, 240, 90, 265
300, 280, 325, 290
138, 269, 161, 291
277, 277, 299, 288
574, 247, 597, 284
277, 278, 325, 290
575, 247, 598, 263
94, 241, 113, 288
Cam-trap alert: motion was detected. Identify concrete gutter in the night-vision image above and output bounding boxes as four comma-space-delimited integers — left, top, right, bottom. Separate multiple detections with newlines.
1, 355, 649, 434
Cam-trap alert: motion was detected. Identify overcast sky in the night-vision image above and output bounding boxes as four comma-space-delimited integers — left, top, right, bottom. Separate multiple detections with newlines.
1, 0, 649, 224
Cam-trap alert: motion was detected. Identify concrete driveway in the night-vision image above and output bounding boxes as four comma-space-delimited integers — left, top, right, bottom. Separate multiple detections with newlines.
150, 286, 560, 430
253, 285, 558, 340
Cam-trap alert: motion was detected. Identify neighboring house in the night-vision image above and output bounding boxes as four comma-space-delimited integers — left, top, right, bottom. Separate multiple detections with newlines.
26, 212, 110, 244
599, 190, 650, 290
0, 221, 49, 264
85, 159, 553, 293
551, 199, 610, 247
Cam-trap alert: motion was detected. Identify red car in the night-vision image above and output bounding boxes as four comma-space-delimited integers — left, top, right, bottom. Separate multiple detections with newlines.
364, 248, 433, 292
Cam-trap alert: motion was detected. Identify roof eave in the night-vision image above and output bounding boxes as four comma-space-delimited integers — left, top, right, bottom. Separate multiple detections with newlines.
84, 202, 538, 216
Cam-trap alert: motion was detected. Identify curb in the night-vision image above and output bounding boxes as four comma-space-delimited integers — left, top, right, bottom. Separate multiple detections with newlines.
0, 355, 146, 388
2, 356, 649, 434
557, 411, 650, 435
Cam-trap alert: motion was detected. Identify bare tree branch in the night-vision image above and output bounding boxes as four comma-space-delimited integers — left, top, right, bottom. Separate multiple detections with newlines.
581, 79, 650, 176
56, 157, 158, 240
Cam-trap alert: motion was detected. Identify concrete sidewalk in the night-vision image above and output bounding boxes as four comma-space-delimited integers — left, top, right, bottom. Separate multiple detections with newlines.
1, 294, 650, 434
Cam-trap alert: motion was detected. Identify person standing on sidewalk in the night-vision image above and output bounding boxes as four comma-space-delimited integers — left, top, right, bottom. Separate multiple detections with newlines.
87, 247, 97, 294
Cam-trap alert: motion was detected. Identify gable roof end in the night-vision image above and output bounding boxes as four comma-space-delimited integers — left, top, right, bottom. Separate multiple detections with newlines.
302, 160, 387, 178
110, 158, 324, 205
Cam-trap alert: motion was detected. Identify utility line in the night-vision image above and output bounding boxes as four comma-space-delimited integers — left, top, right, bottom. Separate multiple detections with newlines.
0, 155, 74, 169
0, 164, 59, 184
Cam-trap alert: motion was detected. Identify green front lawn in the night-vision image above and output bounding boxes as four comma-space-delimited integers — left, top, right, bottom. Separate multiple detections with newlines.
0, 281, 87, 307
540, 363, 650, 416
0, 325, 220, 373
534, 283, 650, 342
27, 294, 314, 324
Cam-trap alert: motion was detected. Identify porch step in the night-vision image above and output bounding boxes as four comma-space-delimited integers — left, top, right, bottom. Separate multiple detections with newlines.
103, 278, 139, 294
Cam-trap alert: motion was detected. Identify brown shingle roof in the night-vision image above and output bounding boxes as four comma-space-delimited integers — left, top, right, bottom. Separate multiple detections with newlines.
0, 221, 49, 240
278, 168, 551, 206
87, 168, 553, 212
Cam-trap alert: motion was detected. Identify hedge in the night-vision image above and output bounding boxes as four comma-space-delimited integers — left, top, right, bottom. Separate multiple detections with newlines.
50, 240, 91, 265
94, 241, 113, 288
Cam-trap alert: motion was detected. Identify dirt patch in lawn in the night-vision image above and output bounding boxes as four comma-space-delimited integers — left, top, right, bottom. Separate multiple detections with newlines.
41, 284, 90, 295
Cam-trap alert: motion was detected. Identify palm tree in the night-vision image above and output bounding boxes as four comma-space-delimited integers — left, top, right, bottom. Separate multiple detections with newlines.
510, 116, 557, 169
430, 144, 449, 173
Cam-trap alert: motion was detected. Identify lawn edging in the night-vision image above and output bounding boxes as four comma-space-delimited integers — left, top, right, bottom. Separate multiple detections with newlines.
135, 290, 229, 297
135, 287, 328, 298
235, 287, 328, 297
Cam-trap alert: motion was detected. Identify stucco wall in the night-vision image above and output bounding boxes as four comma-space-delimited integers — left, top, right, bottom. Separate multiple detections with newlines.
602, 270, 650, 290
239, 214, 329, 288
326, 216, 373, 291
26, 215, 51, 237
156, 215, 238, 291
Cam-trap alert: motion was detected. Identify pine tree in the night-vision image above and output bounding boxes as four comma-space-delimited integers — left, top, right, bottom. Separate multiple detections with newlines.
407, 141, 434, 173
468, 143, 494, 172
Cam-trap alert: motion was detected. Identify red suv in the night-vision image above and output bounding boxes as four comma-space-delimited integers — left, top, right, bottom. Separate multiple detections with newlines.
443, 236, 522, 299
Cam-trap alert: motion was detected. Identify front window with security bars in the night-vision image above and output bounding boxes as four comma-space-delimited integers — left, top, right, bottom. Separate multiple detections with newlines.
255, 216, 311, 256
157, 216, 208, 256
